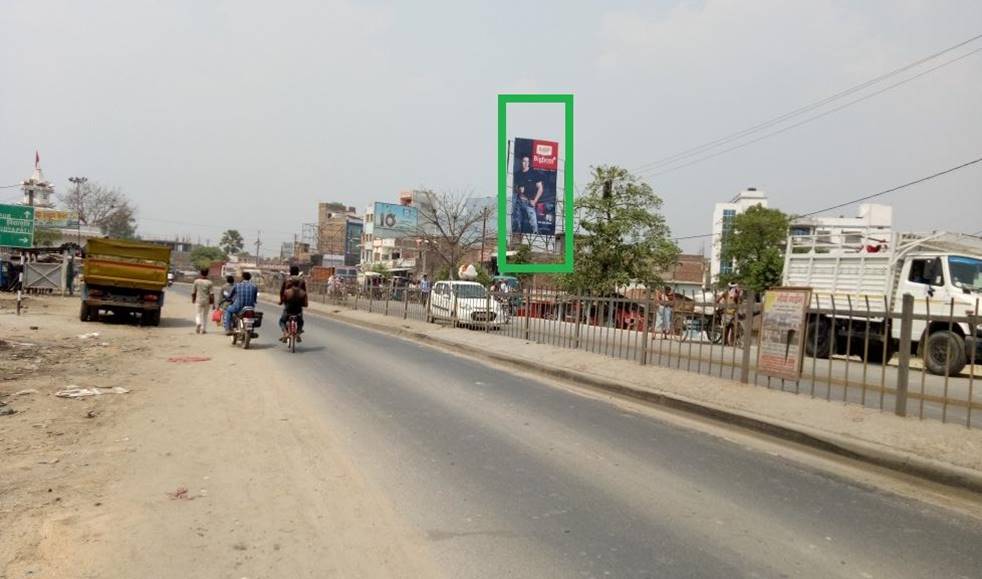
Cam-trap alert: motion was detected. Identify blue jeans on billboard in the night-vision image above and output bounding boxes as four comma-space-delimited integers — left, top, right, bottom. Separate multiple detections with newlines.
513, 197, 538, 234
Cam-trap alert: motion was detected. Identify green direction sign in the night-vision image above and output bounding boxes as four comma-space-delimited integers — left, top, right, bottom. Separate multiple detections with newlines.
0, 204, 35, 248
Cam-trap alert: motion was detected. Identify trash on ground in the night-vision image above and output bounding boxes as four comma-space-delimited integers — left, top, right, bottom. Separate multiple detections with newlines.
167, 356, 211, 363
29, 326, 39, 330
56, 386, 131, 399
85, 410, 98, 419
38, 458, 59, 465
77, 332, 101, 340
169, 486, 193, 500
13, 389, 39, 396
0, 407, 16, 416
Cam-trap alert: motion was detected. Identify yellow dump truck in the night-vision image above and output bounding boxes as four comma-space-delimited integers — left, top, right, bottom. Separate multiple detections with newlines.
80, 238, 172, 326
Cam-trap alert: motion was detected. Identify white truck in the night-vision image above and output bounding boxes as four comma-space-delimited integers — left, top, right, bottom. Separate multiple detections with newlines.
783, 227, 982, 375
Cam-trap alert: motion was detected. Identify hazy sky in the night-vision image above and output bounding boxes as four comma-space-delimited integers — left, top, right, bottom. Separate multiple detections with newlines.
2, 0, 980, 254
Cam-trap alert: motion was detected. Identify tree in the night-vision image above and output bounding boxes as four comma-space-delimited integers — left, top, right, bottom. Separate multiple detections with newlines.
33, 228, 63, 247
720, 205, 790, 293
561, 166, 679, 294
414, 190, 488, 280
60, 181, 138, 239
219, 230, 244, 256
190, 246, 228, 270
99, 203, 137, 239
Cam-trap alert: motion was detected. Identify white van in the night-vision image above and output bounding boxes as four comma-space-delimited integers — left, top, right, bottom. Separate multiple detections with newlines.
427, 280, 506, 329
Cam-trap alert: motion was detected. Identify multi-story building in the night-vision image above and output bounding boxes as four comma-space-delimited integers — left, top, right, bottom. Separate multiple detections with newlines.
789, 204, 893, 244
710, 187, 768, 284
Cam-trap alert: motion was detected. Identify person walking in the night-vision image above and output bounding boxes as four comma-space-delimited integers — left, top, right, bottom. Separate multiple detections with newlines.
657, 285, 675, 340
419, 274, 432, 305
191, 268, 214, 334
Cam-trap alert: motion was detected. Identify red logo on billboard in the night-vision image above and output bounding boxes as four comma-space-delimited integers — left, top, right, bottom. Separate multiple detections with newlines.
531, 139, 559, 172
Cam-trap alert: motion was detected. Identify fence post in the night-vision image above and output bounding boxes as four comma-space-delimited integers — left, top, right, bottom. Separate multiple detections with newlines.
485, 286, 491, 333
384, 280, 391, 316
895, 293, 914, 417
739, 292, 756, 383
573, 296, 583, 349
640, 289, 652, 365
524, 287, 532, 341
403, 286, 410, 319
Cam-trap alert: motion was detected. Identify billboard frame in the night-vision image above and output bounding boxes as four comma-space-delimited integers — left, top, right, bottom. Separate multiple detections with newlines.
497, 93, 574, 274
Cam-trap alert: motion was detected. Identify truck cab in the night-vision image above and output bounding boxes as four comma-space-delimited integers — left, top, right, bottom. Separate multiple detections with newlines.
895, 252, 982, 373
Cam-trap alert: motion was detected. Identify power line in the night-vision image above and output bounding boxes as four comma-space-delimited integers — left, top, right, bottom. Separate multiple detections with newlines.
671, 155, 982, 241
633, 32, 982, 175
642, 46, 982, 178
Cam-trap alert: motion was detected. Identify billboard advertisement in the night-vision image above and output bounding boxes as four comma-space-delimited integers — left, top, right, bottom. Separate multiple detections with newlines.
373, 202, 418, 238
757, 288, 812, 381
345, 220, 363, 266
511, 137, 558, 235
34, 208, 80, 229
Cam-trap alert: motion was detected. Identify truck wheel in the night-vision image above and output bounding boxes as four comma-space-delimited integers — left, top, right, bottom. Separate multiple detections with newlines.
80, 302, 91, 322
805, 317, 831, 359
923, 331, 967, 376
858, 341, 894, 365
147, 311, 161, 326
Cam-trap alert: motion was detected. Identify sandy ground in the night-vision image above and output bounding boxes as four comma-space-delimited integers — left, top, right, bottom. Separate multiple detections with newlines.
0, 292, 436, 579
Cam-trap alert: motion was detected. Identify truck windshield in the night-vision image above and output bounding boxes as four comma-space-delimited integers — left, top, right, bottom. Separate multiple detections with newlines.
454, 284, 488, 299
949, 256, 982, 292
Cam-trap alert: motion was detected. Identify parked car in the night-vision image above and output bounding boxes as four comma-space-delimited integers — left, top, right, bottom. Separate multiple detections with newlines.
427, 280, 506, 329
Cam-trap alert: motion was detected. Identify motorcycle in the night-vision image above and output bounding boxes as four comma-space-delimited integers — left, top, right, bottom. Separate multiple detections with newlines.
230, 307, 262, 349
167, 272, 175, 287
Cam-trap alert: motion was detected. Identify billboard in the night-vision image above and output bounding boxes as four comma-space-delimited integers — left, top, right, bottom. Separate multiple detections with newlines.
373, 202, 418, 238
34, 208, 80, 229
757, 288, 812, 381
511, 137, 558, 236
345, 220, 363, 266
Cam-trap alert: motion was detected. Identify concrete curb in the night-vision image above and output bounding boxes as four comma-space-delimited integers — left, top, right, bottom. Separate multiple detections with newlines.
277, 298, 982, 495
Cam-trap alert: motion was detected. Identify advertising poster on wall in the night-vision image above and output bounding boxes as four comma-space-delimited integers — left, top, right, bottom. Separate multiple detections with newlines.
757, 288, 813, 381
373, 202, 418, 238
511, 137, 558, 236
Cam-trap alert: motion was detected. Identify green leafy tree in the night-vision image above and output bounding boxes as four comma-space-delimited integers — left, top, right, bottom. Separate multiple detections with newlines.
561, 165, 679, 294
509, 244, 533, 284
33, 228, 63, 247
219, 229, 244, 256
720, 205, 790, 293
99, 202, 137, 239
370, 263, 392, 280
190, 246, 228, 270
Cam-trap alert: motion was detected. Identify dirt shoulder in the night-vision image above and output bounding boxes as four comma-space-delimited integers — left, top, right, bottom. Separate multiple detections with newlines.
1, 293, 435, 579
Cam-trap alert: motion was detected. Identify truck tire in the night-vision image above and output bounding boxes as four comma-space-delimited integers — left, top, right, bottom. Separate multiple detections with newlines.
858, 341, 894, 365
805, 317, 831, 359
147, 311, 161, 327
80, 302, 91, 322
923, 331, 967, 376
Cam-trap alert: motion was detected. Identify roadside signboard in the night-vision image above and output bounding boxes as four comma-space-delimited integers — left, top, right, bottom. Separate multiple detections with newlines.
511, 137, 558, 236
0, 204, 35, 248
34, 208, 80, 229
757, 287, 812, 381
373, 202, 418, 238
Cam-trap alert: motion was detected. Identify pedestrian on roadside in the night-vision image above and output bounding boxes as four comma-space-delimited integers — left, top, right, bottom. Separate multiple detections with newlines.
658, 285, 675, 340
191, 268, 214, 334
419, 274, 431, 305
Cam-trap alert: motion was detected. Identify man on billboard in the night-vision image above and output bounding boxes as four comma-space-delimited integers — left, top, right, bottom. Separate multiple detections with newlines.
513, 154, 543, 234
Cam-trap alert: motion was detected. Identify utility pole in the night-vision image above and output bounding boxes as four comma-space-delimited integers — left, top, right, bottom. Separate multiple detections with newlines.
68, 176, 88, 246
255, 230, 262, 267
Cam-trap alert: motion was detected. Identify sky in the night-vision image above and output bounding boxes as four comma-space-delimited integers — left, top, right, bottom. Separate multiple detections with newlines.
2, 0, 981, 255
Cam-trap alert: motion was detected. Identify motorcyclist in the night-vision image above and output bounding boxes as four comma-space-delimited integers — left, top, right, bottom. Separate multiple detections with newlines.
279, 265, 307, 342
223, 271, 259, 335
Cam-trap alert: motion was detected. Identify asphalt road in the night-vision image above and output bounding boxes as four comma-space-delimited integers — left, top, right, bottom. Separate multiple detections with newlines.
212, 291, 982, 578
341, 295, 981, 427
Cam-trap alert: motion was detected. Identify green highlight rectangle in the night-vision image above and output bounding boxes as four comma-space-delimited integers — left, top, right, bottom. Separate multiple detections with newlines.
497, 94, 574, 274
